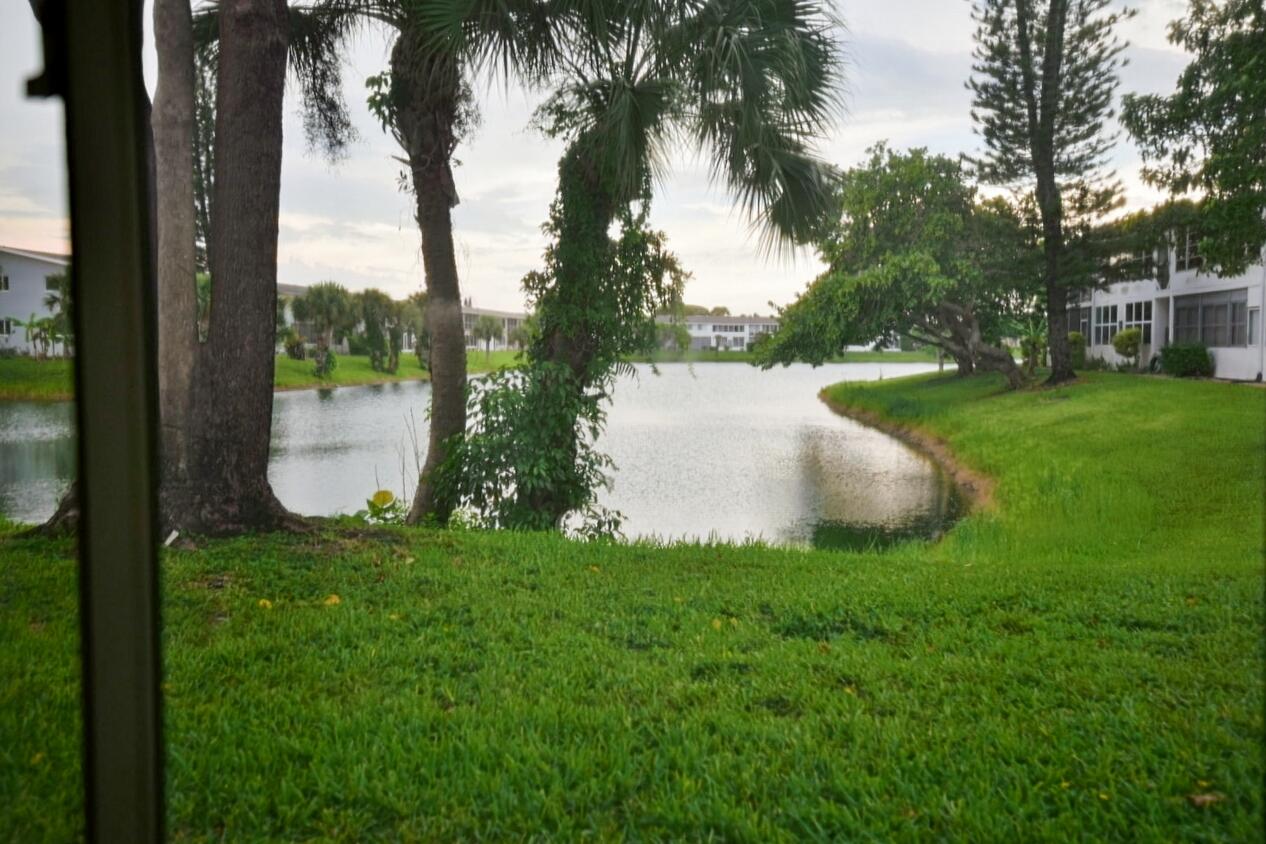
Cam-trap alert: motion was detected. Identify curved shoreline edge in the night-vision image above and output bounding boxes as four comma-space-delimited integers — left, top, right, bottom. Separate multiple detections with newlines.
818, 388, 997, 513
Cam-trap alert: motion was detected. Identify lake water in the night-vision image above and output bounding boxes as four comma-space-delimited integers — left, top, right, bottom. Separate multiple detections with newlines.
0, 362, 961, 549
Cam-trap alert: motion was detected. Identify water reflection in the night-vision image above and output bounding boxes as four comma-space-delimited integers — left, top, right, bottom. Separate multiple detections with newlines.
0, 362, 961, 549
0, 401, 76, 524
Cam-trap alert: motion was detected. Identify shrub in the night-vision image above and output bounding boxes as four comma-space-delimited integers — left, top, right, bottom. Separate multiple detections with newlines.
1160, 344, 1214, 378
283, 329, 306, 361
1082, 355, 1111, 372
1068, 331, 1086, 368
1112, 327, 1142, 368
346, 332, 370, 357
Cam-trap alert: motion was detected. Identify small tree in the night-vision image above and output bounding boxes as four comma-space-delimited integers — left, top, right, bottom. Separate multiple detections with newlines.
42, 269, 73, 357
291, 281, 354, 378
1112, 327, 1142, 369
471, 314, 502, 361
359, 288, 397, 372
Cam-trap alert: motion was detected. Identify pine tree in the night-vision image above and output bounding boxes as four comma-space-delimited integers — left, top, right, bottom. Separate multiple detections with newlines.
968, 0, 1132, 383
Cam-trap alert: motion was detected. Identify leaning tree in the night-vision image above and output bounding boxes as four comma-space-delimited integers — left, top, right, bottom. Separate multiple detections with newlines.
968, 0, 1132, 383
754, 145, 1035, 389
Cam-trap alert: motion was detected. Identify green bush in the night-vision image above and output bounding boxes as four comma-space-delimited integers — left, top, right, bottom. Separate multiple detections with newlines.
283, 329, 306, 361
1112, 327, 1142, 369
1068, 331, 1086, 368
346, 333, 370, 356
1160, 344, 1214, 378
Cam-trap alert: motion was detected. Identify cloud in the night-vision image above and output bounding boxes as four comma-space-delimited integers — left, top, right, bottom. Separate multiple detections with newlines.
0, 2, 1197, 316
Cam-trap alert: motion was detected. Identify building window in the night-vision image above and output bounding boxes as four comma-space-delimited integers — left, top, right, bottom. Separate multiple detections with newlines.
1175, 229, 1202, 272
1093, 305, 1118, 346
0, 318, 12, 336
1123, 301, 1152, 344
0, 271, 9, 291
1173, 288, 1249, 347
45, 276, 59, 291
1250, 308, 1261, 346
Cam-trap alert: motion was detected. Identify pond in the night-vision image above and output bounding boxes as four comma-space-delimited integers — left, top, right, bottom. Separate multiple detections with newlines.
0, 362, 962, 549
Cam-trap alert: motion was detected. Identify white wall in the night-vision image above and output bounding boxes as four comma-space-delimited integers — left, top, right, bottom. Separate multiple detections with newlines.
0, 250, 67, 354
1084, 253, 1266, 381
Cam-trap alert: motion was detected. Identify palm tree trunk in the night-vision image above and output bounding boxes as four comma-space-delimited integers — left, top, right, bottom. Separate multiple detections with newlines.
525, 146, 618, 525
152, 0, 200, 521
391, 36, 465, 526
183, 0, 299, 535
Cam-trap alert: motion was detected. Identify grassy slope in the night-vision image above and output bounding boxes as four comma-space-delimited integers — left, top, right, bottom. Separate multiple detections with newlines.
1, 373, 1262, 840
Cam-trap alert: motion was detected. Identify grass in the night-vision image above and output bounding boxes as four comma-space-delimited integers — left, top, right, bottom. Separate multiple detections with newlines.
1, 350, 528, 401
1, 372, 1262, 840
0, 357, 73, 400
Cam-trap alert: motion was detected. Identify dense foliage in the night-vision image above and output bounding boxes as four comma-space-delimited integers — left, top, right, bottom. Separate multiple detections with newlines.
1160, 343, 1215, 377
1122, 0, 1265, 275
439, 173, 686, 534
753, 145, 1035, 388
291, 281, 356, 378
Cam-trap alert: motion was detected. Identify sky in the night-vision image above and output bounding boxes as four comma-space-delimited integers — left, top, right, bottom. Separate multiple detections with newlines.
0, 0, 1191, 315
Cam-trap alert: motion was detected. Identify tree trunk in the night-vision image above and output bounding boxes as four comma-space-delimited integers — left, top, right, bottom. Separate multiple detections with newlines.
1016, 0, 1074, 384
391, 36, 465, 526
523, 146, 619, 525
181, 0, 298, 535
152, 0, 199, 524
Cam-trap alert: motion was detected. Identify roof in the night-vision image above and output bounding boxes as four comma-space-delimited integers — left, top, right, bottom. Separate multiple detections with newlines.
463, 305, 528, 320
0, 245, 71, 266
682, 314, 777, 325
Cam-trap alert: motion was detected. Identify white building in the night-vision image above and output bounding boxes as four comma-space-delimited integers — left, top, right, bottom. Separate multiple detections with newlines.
1071, 231, 1265, 381
0, 245, 70, 355
676, 314, 779, 351
461, 300, 528, 351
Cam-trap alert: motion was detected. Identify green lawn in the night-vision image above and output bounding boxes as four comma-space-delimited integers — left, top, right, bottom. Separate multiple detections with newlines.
1, 373, 1262, 840
0, 357, 73, 400
1, 351, 528, 400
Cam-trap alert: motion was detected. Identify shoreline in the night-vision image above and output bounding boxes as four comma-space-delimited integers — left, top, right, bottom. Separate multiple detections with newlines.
818, 388, 996, 512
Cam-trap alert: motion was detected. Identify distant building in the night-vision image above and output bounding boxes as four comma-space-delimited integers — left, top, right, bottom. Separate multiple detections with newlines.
0, 245, 70, 355
461, 299, 528, 351
660, 314, 780, 351
1068, 230, 1264, 380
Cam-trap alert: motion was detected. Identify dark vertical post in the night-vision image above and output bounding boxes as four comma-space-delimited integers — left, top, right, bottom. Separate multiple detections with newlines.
28, 0, 165, 840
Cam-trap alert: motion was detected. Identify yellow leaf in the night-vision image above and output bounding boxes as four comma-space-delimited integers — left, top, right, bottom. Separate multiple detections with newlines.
257, 598, 273, 610
388, 613, 401, 621
30, 752, 44, 765
1060, 781, 1071, 789
588, 564, 600, 573
1098, 792, 1110, 801
711, 618, 723, 631
370, 489, 395, 508
323, 594, 341, 606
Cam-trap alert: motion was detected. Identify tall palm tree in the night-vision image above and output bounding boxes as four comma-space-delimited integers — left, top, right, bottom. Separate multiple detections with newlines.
430, 0, 843, 524
332, 0, 560, 524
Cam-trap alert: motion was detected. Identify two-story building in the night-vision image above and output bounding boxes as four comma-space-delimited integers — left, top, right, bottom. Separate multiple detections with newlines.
460, 300, 529, 351
677, 314, 779, 351
1072, 231, 1265, 381
0, 245, 70, 354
